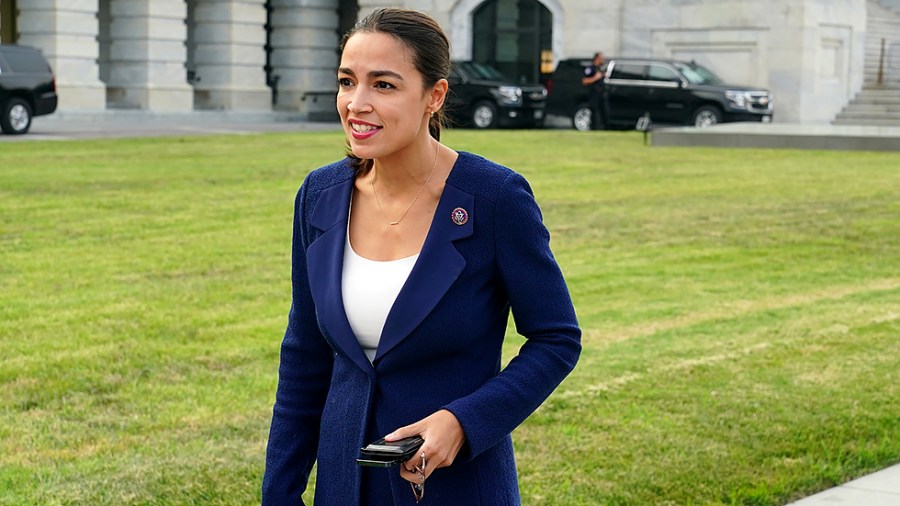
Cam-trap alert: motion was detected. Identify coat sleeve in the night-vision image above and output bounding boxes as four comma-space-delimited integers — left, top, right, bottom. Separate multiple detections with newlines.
443, 171, 581, 459
262, 179, 335, 505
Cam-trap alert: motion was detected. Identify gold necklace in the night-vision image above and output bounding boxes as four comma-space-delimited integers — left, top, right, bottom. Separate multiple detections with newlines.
371, 142, 440, 226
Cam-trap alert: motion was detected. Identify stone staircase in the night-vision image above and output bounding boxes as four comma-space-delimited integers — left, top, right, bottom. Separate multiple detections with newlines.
833, 0, 900, 126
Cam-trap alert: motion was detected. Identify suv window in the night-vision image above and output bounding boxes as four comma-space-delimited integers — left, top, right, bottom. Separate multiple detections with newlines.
449, 66, 462, 82
673, 62, 723, 85
2, 51, 48, 73
609, 63, 646, 80
456, 61, 511, 81
647, 65, 681, 83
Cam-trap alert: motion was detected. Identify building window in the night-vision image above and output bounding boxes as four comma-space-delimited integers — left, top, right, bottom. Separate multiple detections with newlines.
472, 0, 551, 83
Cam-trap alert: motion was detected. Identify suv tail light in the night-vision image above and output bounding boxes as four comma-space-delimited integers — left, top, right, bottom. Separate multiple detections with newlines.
546, 79, 554, 95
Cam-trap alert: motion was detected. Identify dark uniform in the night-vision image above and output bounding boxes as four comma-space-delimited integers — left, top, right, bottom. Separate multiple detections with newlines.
584, 62, 608, 130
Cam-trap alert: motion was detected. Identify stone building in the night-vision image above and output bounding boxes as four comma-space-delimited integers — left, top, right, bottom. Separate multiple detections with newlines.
1, 0, 898, 123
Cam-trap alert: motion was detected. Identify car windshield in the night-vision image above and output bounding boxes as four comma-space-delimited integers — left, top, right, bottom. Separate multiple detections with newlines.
673, 62, 724, 85
458, 62, 511, 81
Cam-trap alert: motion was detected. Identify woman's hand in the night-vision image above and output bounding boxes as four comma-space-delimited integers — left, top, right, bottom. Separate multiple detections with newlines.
385, 409, 466, 482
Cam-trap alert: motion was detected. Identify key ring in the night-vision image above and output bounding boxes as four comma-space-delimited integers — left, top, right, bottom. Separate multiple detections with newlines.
410, 452, 426, 502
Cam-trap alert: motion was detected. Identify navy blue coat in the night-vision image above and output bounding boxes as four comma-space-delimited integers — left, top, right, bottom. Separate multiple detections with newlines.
262, 152, 581, 505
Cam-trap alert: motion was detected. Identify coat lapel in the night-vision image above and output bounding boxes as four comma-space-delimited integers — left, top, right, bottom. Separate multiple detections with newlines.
305, 160, 476, 369
375, 180, 474, 361
306, 177, 376, 375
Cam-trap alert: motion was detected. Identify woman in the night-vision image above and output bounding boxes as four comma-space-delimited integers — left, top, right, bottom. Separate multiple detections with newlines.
262, 8, 580, 505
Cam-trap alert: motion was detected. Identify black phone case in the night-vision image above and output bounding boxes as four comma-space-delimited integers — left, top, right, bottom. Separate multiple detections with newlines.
356, 436, 424, 467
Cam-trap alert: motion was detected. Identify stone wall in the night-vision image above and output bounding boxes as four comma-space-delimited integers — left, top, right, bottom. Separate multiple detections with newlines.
617, 0, 866, 123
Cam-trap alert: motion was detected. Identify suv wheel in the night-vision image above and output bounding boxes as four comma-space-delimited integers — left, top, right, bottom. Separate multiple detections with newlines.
692, 105, 722, 128
1, 98, 33, 135
472, 101, 498, 129
573, 104, 592, 132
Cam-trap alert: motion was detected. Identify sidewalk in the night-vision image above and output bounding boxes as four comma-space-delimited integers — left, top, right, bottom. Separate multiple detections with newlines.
4, 109, 340, 142
786, 463, 900, 505
9, 109, 572, 143
651, 122, 900, 152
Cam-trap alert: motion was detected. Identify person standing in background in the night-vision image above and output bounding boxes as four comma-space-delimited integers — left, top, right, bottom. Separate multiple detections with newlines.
582, 52, 608, 130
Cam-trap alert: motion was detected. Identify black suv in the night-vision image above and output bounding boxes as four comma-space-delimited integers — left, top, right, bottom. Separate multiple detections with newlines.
446, 61, 546, 129
546, 57, 773, 131
0, 44, 58, 134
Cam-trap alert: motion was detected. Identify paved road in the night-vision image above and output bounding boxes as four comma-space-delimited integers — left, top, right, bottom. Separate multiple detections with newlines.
2, 110, 576, 142
1, 111, 342, 142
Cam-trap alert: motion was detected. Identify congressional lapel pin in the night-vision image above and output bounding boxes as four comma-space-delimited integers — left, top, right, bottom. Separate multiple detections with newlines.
450, 207, 469, 226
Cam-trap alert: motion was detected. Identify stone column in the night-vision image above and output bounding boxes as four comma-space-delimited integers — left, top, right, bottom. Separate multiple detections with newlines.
17, 0, 106, 110
190, 0, 270, 110
107, 0, 192, 111
269, 0, 340, 117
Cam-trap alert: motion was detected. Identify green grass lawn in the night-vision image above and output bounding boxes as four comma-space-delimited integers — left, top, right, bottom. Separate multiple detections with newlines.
1, 130, 897, 505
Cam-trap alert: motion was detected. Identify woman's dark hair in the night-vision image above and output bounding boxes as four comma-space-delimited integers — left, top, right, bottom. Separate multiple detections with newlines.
339, 8, 451, 173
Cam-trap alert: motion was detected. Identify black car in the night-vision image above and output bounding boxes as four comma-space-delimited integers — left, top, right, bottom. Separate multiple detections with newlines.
546, 57, 773, 131
446, 61, 546, 129
0, 44, 58, 134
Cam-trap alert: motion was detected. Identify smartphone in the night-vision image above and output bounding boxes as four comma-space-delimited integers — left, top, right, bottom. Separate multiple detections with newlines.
356, 436, 424, 467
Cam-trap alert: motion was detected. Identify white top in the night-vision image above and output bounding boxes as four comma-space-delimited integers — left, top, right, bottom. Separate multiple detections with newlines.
342, 229, 419, 362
